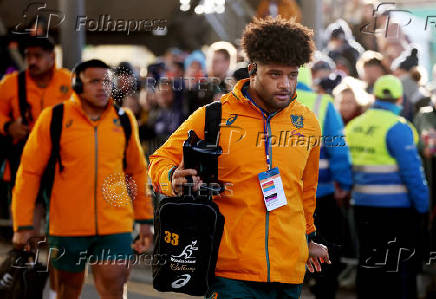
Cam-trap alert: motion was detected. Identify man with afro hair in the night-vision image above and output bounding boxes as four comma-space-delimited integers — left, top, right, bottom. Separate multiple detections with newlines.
149, 16, 329, 298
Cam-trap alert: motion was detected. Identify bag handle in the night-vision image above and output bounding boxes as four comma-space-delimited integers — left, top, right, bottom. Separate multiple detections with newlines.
183, 102, 222, 197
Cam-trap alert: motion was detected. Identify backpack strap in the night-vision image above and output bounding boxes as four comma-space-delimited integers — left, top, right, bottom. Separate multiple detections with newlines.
50, 103, 64, 172
37, 103, 64, 204
114, 105, 132, 171
204, 101, 222, 145
17, 71, 32, 125
204, 101, 222, 192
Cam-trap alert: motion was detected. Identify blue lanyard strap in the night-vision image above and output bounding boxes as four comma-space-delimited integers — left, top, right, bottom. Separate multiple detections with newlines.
243, 89, 273, 170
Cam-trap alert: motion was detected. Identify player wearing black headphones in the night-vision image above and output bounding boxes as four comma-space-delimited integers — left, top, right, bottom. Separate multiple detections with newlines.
12, 59, 153, 299
70, 60, 114, 120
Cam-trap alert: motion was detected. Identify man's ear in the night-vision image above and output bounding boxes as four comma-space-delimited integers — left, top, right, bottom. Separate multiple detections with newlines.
248, 63, 257, 77
49, 51, 55, 65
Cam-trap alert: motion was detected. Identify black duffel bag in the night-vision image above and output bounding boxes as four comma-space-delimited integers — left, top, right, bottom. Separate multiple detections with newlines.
152, 102, 225, 296
0, 247, 48, 299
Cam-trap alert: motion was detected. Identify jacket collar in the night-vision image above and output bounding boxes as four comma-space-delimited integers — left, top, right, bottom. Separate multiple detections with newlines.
372, 100, 402, 115
230, 78, 297, 116
230, 79, 251, 103
70, 93, 115, 121
25, 67, 57, 89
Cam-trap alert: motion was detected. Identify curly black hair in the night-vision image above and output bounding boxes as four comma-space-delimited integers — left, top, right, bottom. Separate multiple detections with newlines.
241, 17, 314, 67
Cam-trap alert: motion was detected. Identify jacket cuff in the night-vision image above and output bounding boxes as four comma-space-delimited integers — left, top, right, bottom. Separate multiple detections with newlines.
168, 166, 177, 183
306, 223, 316, 236
16, 225, 34, 232
135, 219, 153, 225
339, 183, 352, 192
3, 120, 12, 135
155, 166, 176, 196
307, 231, 317, 243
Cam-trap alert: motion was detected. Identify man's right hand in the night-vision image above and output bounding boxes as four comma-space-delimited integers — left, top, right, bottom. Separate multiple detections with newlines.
306, 241, 331, 273
12, 230, 33, 248
7, 118, 29, 140
171, 159, 203, 196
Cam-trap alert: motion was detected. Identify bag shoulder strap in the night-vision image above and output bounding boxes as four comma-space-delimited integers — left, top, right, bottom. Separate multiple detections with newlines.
17, 71, 32, 125
114, 105, 132, 170
204, 101, 222, 145
50, 103, 64, 172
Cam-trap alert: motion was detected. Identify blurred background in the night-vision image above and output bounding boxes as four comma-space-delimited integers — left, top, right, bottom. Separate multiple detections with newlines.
1, 0, 436, 298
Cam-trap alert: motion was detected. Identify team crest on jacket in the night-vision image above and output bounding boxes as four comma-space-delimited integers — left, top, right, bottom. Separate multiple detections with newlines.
113, 119, 121, 127
60, 85, 69, 94
291, 114, 303, 128
226, 114, 238, 126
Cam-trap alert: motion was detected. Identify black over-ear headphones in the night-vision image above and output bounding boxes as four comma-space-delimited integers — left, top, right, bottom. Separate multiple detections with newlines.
71, 59, 111, 94
71, 62, 84, 94
248, 63, 257, 76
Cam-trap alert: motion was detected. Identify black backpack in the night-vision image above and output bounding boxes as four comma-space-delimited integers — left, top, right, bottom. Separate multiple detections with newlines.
39, 103, 132, 204
152, 101, 225, 296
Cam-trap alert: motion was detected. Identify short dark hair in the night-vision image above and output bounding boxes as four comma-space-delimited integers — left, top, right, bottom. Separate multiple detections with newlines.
73, 59, 110, 77
173, 61, 185, 72
214, 49, 230, 61
392, 48, 418, 72
364, 58, 389, 73
23, 36, 55, 51
241, 16, 314, 66
114, 61, 134, 76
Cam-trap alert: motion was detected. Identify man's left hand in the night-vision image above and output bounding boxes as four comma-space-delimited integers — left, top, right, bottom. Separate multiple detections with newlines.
132, 224, 153, 253
334, 183, 351, 208
306, 241, 331, 272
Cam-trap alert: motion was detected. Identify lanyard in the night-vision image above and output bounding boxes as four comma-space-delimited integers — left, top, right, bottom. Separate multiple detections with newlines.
244, 90, 273, 170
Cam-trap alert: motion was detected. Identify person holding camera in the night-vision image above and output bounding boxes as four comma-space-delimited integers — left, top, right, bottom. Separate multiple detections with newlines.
149, 17, 329, 298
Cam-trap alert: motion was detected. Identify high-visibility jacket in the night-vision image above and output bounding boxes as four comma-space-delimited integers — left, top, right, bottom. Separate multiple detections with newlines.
12, 94, 153, 235
148, 79, 321, 284
297, 89, 352, 197
345, 100, 429, 213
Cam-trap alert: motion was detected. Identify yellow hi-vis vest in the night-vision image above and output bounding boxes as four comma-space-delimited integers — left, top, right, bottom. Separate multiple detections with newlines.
297, 90, 331, 171
345, 108, 418, 197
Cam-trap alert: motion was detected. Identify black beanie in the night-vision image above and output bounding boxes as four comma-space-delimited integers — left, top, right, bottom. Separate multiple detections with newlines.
392, 48, 418, 71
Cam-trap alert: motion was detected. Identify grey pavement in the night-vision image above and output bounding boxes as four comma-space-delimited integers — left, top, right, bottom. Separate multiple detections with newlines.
0, 241, 360, 299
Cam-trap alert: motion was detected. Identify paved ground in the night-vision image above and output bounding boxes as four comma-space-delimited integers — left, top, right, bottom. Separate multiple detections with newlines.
0, 241, 359, 299
3, 241, 432, 299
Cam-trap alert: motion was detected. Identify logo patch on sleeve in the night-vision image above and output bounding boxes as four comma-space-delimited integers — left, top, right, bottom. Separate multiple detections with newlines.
291, 114, 304, 128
